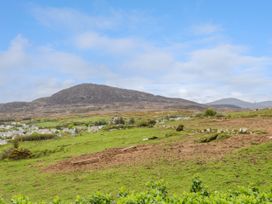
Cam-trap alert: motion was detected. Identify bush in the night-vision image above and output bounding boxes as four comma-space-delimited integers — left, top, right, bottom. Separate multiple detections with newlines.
127, 118, 135, 125
147, 119, 156, 127
3, 179, 272, 203
176, 124, 184, 131
12, 139, 19, 148
16, 133, 56, 142
137, 119, 156, 128
1, 147, 32, 160
204, 108, 217, 117
87, 192, 112, 204
137, 120, 149, 127
190, 177, 209, 196
94, 119, 107, 126
110, 117, 125, 125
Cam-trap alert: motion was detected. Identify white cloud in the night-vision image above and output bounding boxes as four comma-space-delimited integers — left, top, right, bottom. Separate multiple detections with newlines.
0, 35, 30, 71
75, 32, 139, 54
0, 35, 113, 102
32, 6, 117, 31
191, 23, 222, 35
116, 44, 272, 103
2, 5, 272, 104
31, 5, 153, 34
2, 32, 272, 104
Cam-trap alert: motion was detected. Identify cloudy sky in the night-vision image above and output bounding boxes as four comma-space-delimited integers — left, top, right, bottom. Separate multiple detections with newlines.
1, 0, 272, 103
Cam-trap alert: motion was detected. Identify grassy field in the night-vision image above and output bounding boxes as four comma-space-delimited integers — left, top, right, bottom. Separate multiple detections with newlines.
0, 109, 272, 202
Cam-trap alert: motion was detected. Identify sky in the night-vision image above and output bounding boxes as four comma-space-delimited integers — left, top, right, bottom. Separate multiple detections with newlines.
1, 0, 272, 103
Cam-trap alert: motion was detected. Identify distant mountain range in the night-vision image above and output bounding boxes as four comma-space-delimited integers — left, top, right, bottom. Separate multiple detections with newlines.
0, 83, 203, 118
207, 98, 272, 109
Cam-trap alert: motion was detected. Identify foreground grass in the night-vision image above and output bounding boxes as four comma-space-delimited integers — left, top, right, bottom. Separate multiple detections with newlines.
1, 179, 272, 203
0, 138, 271, 201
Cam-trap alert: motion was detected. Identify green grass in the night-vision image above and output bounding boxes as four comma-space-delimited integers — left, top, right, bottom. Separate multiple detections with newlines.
227, 108, 272, 118
0, 140, 271, 202
0, 111, 271, 202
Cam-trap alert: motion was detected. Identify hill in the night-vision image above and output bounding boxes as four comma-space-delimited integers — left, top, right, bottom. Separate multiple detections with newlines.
0, 83, 203, 117
207, 98, 272, 109
34, 83, 197, 105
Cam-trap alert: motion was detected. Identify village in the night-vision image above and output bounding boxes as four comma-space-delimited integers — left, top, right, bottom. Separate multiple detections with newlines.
0, 121, 79, 145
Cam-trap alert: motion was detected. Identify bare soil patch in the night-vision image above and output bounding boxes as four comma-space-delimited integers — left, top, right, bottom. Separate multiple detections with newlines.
45, 133, 271, 172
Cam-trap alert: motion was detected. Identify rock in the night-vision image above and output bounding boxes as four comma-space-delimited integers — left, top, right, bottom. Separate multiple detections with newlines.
143, 136, 159, 141
217, 129, 224, 133
239, 128, 248, 134
88, 125, 104, 133
0, 139, 7, 145
206, 128, 211, 133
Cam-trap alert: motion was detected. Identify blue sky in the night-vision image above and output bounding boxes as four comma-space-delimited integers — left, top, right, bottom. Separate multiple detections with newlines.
1, 0, 272, 103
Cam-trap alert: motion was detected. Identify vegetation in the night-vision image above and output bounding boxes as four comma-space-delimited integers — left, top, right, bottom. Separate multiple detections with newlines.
176, 124, 184, 132
0, 110, 271, 202
94, 119, 108, 126
0, 141, 32, 160
137, 119, 156, 128
127, 118, 135, 125
204, 108, 217, 117
16, 133, 56, 142
198, 134, 219, 143
110, 117, 125, 125
0, 179, 271, 203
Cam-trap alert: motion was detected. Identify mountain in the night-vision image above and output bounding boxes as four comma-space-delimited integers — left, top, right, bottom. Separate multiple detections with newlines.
207, 98, 272, 109
34, 83, 197, 106
0, 83, 203, 117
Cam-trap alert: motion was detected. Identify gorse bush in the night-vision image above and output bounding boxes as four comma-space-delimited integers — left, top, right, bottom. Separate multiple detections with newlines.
176, 124, 184, 132
1, 178, 272, 203
0, 147, 32, 160
1, 140, 32, 160
204, 108, 217, 117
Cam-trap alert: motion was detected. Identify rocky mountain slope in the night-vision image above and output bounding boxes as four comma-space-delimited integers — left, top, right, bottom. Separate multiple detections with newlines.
207, 98, 272, 109
0, 83, 203, 117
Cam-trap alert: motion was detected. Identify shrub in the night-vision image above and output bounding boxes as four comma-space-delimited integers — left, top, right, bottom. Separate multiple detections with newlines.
1, 147, 32, 160
87, 192, 112, 204
16, 133, 56, 142
190, 177, 209, 196
137, 119, 156, 128
199, 134, 218, 143
176, 124, 184, 131
137, 120, 149, 127
110, 117, 125, 125
127, 118, 135, 125
147, 119, 156, 127
204, 108, 217, 117
1, 179, 272, 203
94, 119, 107, 126
12, 139, 19, 148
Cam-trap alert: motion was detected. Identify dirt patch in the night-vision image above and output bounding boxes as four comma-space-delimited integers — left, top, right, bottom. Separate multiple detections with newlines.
44, 134, 271, 173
